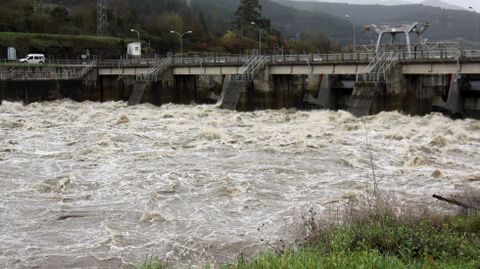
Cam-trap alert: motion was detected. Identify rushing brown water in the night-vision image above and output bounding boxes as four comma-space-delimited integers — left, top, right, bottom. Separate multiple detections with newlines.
1, 100, 479, 268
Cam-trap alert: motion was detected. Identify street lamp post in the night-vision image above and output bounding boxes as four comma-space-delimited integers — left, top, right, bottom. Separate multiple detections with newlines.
250, 21, 263, 55
130, 28, 140, 43
170, 30, 192, 60
345, 15, 356, 52
470, 7, 478, 47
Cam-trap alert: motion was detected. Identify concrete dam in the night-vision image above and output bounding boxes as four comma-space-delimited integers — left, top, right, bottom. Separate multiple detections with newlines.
1, 51, 480, 119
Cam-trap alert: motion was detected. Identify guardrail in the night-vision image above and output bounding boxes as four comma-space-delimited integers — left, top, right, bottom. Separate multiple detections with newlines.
166, 50, 480, 66
96, 58, 165, 67
398, 50, 480, 61
1, 49, 480, 77
44, 59, 86, 65
171, 55, 253, 65
0, 59, 91, 66
0, 70, 82, 80
169, 53, 376, 66
62, 49, 480, 68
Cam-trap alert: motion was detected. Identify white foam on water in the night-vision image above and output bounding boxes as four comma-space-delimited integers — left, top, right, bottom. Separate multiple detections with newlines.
0, 100, 479, 268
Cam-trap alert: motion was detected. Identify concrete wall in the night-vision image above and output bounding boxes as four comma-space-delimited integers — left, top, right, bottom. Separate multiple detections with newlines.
142, 80, 173, 106
1, 68, 479, 119
99, 76, 129, 102
0, 79, 97, 104
139, 75, 222, 106
233, 75, 306, 111
403, 76, 435, 116
196, 75, 223, 104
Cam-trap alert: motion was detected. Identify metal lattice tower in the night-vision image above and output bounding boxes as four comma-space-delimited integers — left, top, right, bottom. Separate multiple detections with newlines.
365, 22, 430, 55
97, 0, 107, 36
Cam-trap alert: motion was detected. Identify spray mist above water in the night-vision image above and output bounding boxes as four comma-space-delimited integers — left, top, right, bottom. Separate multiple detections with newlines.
0, 100, 479, 268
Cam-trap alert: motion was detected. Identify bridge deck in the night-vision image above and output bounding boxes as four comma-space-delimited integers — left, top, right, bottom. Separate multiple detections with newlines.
2, 50, 480, 79
98, 50, 480, 76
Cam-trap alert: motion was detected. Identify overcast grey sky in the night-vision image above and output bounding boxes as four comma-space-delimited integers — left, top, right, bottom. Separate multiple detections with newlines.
297, 0, 480, 11
398, 0, 479, 10
413, 0, 478, 10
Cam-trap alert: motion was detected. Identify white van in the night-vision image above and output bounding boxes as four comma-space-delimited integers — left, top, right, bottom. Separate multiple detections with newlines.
19, 54, 45, 64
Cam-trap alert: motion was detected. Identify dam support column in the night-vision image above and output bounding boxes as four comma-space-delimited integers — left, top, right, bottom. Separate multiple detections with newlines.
127, 81, 150, 106
403, 76, 434, 116
382, 65, 407, 113
303, 75, 336, 109
462, 76, 480, 118
220, 76, 254, 110
432, 74, 464, 117
250, 71, 274, 110
196, 75, 223, 104
222, 69, 274, 111
349, 81, 385, 117
0, 80, 5, 105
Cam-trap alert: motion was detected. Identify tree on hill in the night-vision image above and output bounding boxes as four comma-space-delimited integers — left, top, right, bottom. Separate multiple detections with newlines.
233, 0, 271, 36
50, 6, 69, 23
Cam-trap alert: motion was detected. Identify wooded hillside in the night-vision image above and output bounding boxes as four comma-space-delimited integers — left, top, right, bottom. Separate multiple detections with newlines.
0, 0, 475, 58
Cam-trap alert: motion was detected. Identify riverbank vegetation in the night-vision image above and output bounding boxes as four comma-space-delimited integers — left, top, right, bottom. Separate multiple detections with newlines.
2, 0, 479, 59
0, 32, 125, 59
0, 0, 341, 59
138, 191, 480, 269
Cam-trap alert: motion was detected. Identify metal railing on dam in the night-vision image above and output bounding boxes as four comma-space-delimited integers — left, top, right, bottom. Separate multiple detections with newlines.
0, 49, 479, 68
0, 69, 83, 80
2, 49, 480, 80
179, 50, 480, 64
0, 60, 97, 81
94, 49, 480, 67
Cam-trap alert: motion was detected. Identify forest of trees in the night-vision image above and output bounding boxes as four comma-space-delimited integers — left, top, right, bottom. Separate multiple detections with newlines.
1, 0, 476, 58
0, 0, 341, 58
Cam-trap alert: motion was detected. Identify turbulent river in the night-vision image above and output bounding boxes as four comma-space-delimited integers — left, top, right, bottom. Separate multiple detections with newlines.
0, 100, 479, 268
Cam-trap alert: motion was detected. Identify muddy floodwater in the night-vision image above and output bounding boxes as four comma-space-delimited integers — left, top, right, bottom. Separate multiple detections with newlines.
0, 101, 479, 268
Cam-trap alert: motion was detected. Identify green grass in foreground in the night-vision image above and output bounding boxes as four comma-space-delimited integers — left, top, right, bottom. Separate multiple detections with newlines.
225, 210, 480, 269
137, 194, 480, 269
227, 250, 478, 269
136, 257, 166, 269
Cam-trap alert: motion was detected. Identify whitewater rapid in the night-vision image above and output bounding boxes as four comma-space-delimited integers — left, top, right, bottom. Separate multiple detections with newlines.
0, 100, 479, 268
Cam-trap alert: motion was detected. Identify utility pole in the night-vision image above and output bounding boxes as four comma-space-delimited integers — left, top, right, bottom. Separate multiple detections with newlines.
470, 7, 479, 47
170, 31, 193, 60
131, 29, 140, 43
97, 0, 107, 36
37, 0, 43, 12
251, 22, 264, 55
345, 15, 356, 52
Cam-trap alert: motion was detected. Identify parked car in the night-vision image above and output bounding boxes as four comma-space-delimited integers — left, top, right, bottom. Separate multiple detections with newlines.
19, 54, 45, 64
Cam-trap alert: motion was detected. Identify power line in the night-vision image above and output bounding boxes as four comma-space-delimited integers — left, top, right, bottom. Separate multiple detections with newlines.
97, 0, 107, 36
